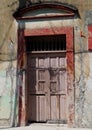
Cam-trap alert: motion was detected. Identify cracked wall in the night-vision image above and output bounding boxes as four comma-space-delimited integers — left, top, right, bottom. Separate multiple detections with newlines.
0, 1, 18, 127
0, 0, 92, 128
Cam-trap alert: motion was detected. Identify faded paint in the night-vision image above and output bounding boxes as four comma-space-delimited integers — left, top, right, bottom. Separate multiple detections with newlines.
0, 61, 17, 127
19, 19, 76, 29
22, 8, 71, 17
0, 0, 92, 128
17, 29, 26, 126
74, 25, 91, 127
88, 26, 92, 51
82, 53, 92, 127
0, 16, 18, 127
17, 25, 74, 127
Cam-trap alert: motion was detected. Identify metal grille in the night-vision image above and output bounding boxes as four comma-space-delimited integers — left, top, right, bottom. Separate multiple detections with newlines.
25, 35, 66, 52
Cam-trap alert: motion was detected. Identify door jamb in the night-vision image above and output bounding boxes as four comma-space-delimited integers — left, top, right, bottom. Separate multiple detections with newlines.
17, 27, 74, 127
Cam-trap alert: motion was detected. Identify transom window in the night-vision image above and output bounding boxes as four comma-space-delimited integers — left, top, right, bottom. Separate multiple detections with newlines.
25, 35, 66, 52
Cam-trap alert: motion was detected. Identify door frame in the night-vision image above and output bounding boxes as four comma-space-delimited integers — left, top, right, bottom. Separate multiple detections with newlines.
17, 26, 74, 127
27, 51, 67, 123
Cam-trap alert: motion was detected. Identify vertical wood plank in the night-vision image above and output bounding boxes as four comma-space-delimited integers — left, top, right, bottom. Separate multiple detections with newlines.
50, 95, 59, 120
28, 53, 68, 123
60, 95, 67, 122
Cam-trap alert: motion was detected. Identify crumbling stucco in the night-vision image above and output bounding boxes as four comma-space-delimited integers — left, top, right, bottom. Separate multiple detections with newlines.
0, 0, 92, 128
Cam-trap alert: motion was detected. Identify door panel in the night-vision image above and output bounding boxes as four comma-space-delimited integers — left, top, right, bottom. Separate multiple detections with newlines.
50, 95, 59, 120
27, 53, 67, 123
28, 95, 47, 122
28, 55, 49, 122
60, 95, 67, 122
59, 70, 67, 94
28, 95, 36, 121
38, 95, 47, 121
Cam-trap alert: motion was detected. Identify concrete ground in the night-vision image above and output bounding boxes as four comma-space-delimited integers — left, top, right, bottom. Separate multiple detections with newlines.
0, 124, 92, 130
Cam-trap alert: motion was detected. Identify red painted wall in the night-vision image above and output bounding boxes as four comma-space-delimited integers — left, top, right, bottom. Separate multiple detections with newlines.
88, 25, 92, 51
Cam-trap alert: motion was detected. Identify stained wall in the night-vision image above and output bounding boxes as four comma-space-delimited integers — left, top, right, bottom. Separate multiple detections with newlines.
0, 0, 92, 128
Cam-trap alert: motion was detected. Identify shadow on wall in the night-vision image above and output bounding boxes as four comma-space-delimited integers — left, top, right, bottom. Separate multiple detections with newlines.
19, 0, 32, 8
18, 0, 43, 8
19, 0, 26, 8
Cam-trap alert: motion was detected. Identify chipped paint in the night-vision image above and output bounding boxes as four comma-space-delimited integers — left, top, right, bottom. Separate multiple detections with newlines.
0, 0, 92, 128
17, 25, 74, 127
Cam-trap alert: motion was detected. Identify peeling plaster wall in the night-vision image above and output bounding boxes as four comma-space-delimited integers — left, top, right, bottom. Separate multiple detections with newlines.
0, 1, 18, 127
74, 9, 92, 128
0, 0, 92, 128
83, 53, 92, 127
0, 61, 18, 127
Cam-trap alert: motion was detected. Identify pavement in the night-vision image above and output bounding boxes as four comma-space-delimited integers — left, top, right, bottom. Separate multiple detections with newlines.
0, 123, 92, 130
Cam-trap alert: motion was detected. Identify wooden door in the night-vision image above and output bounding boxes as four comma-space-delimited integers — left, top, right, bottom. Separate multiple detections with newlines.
27, 52, 67, 123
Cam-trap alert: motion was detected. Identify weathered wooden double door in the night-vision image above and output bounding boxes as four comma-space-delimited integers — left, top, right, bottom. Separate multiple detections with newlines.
27, 52, 67, 123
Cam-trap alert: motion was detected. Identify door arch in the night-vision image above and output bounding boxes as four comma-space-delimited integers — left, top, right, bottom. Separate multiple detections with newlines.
14, 2, 76, 126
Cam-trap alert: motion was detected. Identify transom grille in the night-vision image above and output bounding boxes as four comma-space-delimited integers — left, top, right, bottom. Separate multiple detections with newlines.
25, 35, 66, 52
